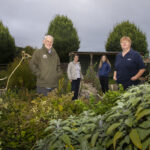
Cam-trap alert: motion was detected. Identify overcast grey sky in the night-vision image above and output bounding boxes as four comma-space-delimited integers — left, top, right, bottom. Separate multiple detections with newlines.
0, 0, 150, 52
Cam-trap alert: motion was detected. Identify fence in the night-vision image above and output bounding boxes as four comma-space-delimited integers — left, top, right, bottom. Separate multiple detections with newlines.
0, 64, 7, 70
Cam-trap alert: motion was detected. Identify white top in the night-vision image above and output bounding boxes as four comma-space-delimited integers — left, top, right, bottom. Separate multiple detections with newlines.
75, 63, 81, 78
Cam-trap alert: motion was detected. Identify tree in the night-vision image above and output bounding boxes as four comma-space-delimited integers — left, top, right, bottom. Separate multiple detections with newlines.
47, 15, 80, 62
105, 21, 148, 55
0, 21, 16, 63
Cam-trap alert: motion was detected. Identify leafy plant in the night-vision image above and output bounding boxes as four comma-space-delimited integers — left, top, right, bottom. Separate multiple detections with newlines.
0, 92, 48, 150
35, 83, 150, 150
0, 98, 4, 150
57, 75, 71, 95
0, 89, 88, 150
145, 72, 150, 83
84, 63, 101, 91
86, 84, 124, 115
35, 111, 102, 150
0, 57, 36, 90
98, 83, 150, 150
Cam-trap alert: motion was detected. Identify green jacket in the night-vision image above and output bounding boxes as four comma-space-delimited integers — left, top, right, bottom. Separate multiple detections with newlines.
30, 46, 62, 88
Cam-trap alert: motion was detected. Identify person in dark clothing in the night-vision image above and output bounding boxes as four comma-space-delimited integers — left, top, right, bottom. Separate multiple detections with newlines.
98, 55, 111, 93
113, 36, 145, 90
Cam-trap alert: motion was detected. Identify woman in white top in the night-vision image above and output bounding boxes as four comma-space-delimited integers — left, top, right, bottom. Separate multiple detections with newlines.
67, 54, 83, 100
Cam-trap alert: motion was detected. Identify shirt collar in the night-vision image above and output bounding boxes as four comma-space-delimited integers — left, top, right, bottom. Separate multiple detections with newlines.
48, 49, 52, 53
119, 48, 133, 57
73, 61, 80, 64
43, 45, 53, 54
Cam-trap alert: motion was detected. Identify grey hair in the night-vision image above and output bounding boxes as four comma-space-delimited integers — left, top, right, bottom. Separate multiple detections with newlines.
44, 35, 54, 42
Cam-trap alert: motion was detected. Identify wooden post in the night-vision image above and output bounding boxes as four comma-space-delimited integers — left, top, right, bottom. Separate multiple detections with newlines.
90, 54, 93, 66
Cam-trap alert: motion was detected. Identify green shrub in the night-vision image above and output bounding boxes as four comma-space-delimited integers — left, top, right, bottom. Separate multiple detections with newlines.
35, 83, 150, 150
0, 70, 7, 89
94, 84, 124, 114
0, 98, 3, 150
0, 79, 124, 150
84, 64, 101, 91
0, 89, 87, 150
97, 84, 150, 150
0, 57, 36, 90
0, 91, 47, 150
35, 111, 101, 150
57, 75, 71, 95
145, 72, 150, 83
0, 21, 16, 63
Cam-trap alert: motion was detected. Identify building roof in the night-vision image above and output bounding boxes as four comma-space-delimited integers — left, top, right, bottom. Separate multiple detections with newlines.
69, 51, 119, 56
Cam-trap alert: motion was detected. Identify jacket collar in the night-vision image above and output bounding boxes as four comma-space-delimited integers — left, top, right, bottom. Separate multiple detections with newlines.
73, 61, 80, 65
42, 45, 55, 55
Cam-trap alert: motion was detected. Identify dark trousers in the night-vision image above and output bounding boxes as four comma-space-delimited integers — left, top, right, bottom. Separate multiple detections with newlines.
37, 87, 55, 96
99, 76, 109, 93
71, 78, 81, 100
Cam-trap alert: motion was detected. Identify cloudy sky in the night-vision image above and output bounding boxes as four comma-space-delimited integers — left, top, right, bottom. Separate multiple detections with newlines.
0, 0, 150, 52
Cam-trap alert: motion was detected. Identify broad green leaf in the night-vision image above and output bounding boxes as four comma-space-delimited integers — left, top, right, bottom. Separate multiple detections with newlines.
113, 131, 123, 150
131, 97, 141, 106
106, 123, 121, 135
137, 128, 150, 141
83, 134, 91, 140
129, 129, 142, 149
147, 116, 150, 120
134, 146, 138, 150
60, 134, 71, 146
80, 139, 89, 150
106, 113, 121, 122
124, 144, 132, 150
123, 92, 131, 98
91, 132, 99, 147
135, 106, 143, 116
139, 120, 150, 128
136, 109, 150, 121
125, 118, 133, 127
106, 138, 113, 148
142, 138, 150, 150
119, 135, 130, 148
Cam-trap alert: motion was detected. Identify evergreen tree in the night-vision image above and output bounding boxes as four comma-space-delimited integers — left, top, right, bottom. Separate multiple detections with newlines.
0, 21, 16, 63
47, 15, 80, 62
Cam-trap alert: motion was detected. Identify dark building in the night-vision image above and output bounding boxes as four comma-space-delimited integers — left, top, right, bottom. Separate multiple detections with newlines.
69, 51, 119, 76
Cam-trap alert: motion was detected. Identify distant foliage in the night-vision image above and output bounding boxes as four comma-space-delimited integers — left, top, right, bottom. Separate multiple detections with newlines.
23, 46, 35, 56
16, 46, 35, 57
105, 21, 148, 55
47, 15, 80, 62
3, 57, 36, 90
0, 21, 16, 63
84, 63, 101, 91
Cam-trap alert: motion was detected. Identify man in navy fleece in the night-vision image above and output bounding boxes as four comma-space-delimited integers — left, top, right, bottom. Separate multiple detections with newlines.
113, 36, 145, 90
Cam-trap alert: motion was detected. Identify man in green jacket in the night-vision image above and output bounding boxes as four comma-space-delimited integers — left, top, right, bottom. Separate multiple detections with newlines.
30, 35, 62, 96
